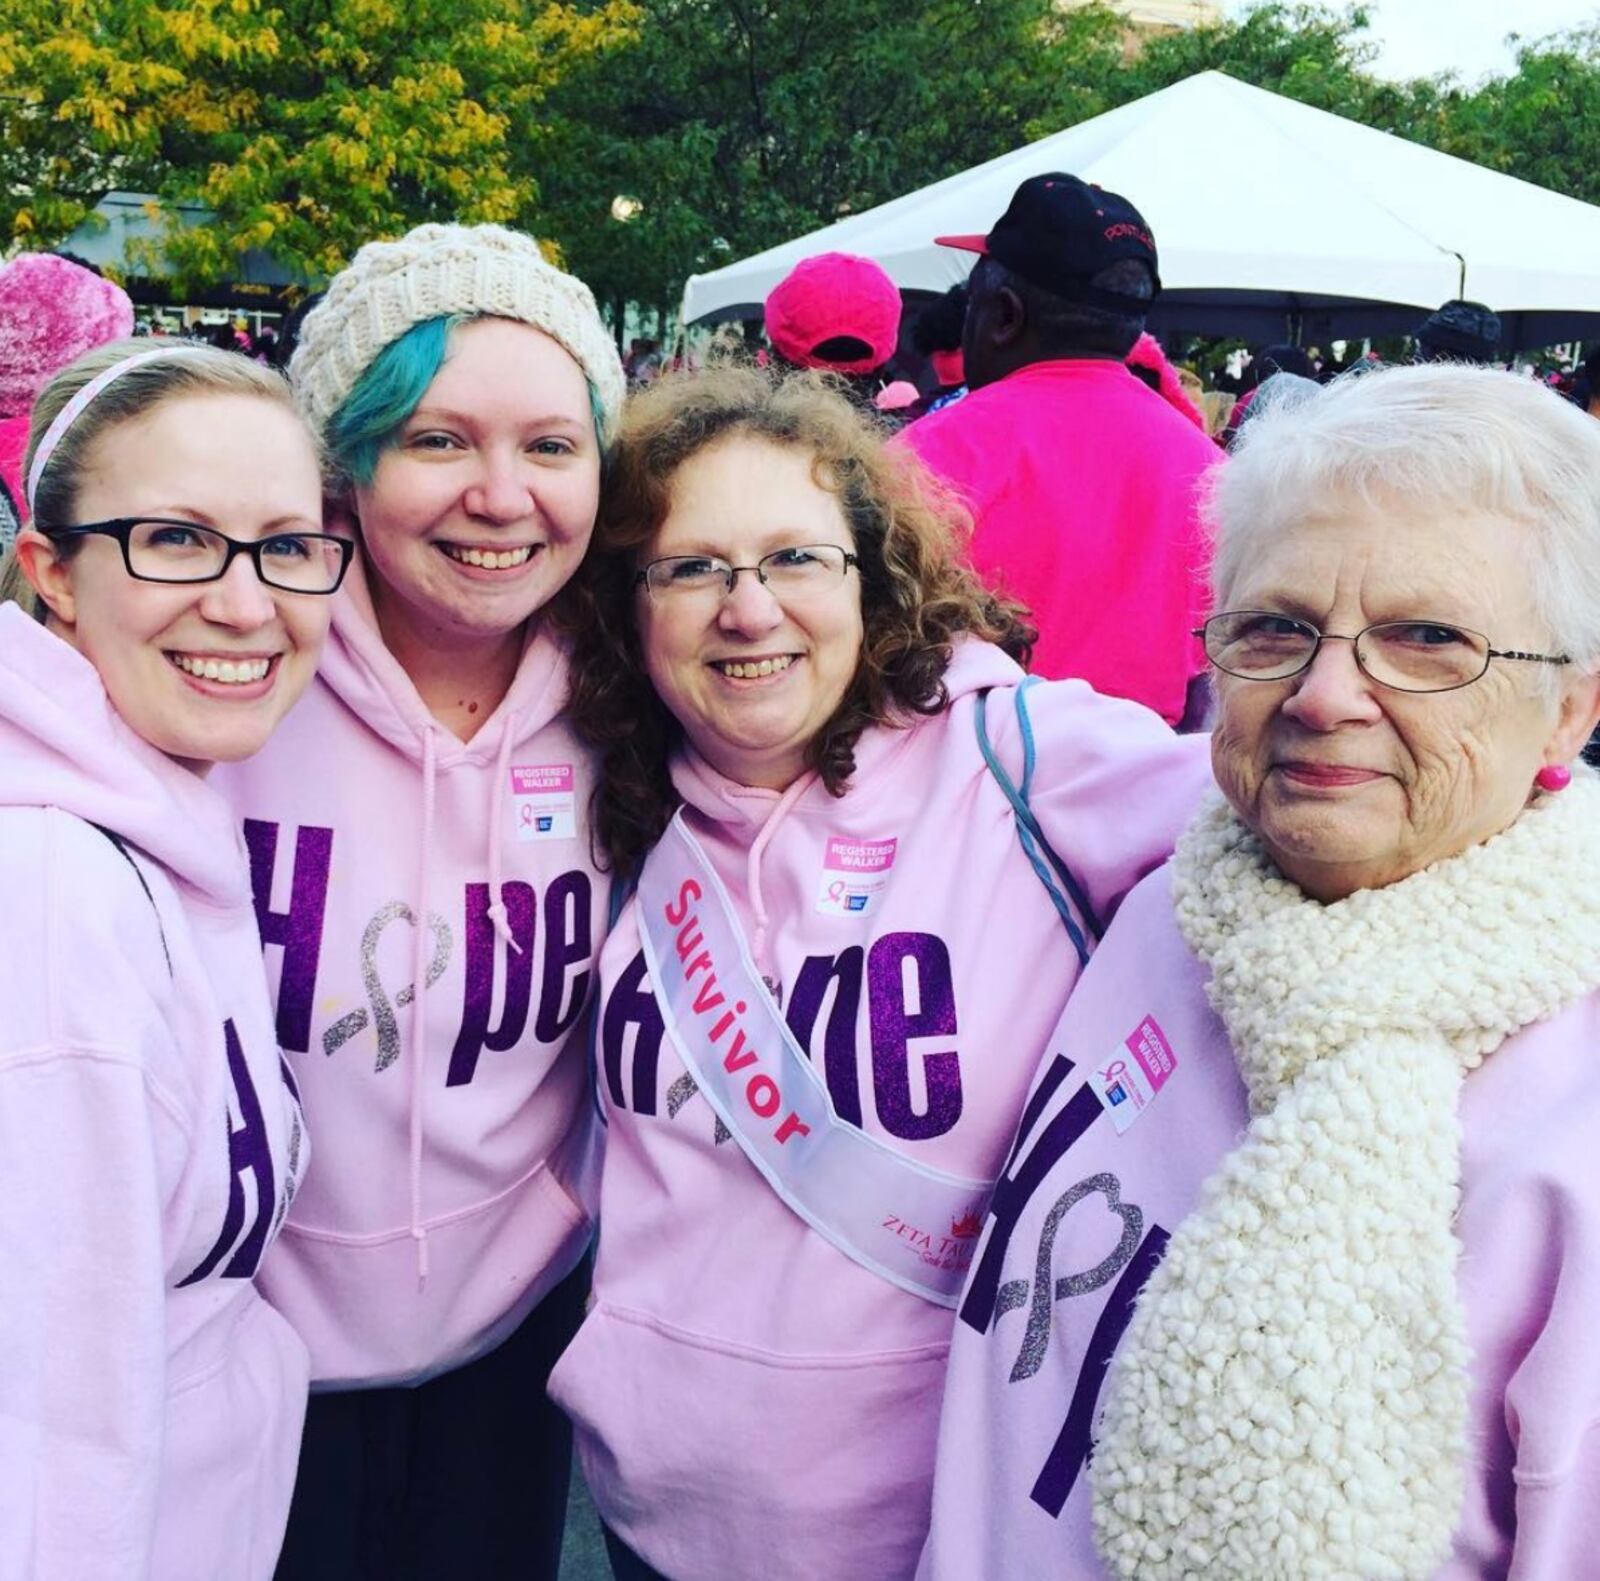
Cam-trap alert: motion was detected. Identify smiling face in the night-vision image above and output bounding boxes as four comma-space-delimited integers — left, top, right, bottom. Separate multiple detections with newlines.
637, 436, 866, 790
23, 391, 329, 772
1211, 495, 1600, 899
351, 317, 600, 651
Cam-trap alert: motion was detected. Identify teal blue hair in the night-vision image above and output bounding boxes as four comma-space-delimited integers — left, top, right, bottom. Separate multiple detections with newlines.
327, 313, 611, 487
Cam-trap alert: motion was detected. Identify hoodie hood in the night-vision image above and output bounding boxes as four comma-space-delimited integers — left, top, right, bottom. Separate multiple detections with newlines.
319, 551, 571, 767
670, 635, 1026, 830
666, 636, 1028, 979
0, 603, 250, 906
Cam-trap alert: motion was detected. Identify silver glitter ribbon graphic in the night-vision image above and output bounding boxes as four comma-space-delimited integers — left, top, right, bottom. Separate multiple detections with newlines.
322, 901, 453, 1071
666, 1073, 733, 1145
996, 1171, 1144, 1382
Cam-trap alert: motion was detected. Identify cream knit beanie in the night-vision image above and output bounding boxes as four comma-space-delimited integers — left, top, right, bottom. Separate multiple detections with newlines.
290, 222, 625, 439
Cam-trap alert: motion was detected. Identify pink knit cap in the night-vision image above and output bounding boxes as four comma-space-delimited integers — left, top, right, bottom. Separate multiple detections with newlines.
0, 254, 136, 417
765, 253, 902, 375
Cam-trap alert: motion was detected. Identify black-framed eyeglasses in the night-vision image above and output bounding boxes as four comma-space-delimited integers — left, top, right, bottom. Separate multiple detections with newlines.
635, 544, 859, 602
42, 518, 353, 595
1195, 610, 1570, 694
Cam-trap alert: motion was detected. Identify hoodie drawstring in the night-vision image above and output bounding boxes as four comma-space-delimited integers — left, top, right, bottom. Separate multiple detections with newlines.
745, 772, 816, 981
484, 714, 523, 955
408, 724, 438, 1285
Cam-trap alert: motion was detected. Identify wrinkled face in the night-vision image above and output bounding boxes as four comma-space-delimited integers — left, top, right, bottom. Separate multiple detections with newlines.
1210, 496, 1600, 899
637, 436, 866, 791
352, 317, 600, 646
32, 392, 329, 772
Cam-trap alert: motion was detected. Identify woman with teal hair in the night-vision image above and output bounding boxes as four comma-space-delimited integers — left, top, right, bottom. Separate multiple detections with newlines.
213, 223, 625, 1579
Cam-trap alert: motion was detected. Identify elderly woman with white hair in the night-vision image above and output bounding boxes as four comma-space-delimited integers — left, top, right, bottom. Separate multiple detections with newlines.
920, 362, 1600, 1581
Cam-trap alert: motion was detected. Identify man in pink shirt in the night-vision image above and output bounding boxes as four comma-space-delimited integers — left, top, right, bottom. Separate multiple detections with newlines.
899, 174, 1218, 724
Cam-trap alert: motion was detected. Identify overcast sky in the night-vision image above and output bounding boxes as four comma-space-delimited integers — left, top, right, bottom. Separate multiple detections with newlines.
1226, 0, 1600, 83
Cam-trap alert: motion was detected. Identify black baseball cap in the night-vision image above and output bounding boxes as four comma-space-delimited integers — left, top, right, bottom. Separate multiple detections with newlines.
936, 173, 1161, 310
1415, 299, 1502, 361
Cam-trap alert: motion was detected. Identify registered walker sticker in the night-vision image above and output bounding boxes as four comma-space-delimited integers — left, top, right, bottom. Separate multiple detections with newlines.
1090, 1015, 1178, 1133
510, 764, 576, 842
816, 835, 898, 916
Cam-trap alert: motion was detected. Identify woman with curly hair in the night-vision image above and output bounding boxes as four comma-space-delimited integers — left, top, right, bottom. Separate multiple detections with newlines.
546, 366, 1213, 1581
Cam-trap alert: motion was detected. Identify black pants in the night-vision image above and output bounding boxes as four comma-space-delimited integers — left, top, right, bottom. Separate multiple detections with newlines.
603, 1525, 672, 1581
274, 1259, 589, 1581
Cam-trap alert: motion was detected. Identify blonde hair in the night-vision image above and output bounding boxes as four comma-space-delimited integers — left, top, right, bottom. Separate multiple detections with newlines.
0, 339, 307, 619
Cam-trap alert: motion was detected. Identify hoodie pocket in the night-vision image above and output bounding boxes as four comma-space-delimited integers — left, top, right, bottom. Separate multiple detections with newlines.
155, 1297, 309, 1581
551, 1299, 948, 1581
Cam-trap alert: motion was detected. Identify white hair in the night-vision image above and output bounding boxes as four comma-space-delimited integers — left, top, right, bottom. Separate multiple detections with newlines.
1208, 362, 1600, 671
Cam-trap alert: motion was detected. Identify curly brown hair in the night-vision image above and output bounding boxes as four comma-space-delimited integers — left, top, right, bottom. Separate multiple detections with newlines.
558, 365, 1035, 874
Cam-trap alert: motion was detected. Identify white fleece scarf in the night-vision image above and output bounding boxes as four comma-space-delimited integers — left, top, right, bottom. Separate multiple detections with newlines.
1092, 775, 1600, 1581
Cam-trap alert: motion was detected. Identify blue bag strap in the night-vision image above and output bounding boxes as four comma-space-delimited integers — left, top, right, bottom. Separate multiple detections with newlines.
974, 682, 1099, 971
1011, 678, 1103, 941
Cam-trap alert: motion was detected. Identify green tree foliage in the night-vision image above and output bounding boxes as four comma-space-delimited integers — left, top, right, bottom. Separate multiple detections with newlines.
1113, 8, 1600, 206
0, 0, 638, 281
1109, 5, 1413, 124
9, 0, 1600, 314
1430, 26, 1600, 207
533, 0, 1128, 321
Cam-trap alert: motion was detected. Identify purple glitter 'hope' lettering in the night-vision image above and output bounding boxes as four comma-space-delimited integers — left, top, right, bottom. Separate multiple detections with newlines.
449, 872, 594, 1088
610, 932, 964, 1138
243, 819, 333, 1055
448, 881, 536, 1087
786, 948, 865, 1126
867, 932, 961, 1140
960, 1055, 1096, 1333
604, 950, 666, 1114
534, 871, 593, 1043
177, 1019, 277, 1285
1030, 1225, 1169, 1517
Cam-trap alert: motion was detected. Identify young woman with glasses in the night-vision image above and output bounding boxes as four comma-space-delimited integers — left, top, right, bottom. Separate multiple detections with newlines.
544, 365, 1215, 1581
0, 338, 345, 1579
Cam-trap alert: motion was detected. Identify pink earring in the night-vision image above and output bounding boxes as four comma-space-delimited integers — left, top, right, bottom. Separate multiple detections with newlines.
1535, 763, 1572, 793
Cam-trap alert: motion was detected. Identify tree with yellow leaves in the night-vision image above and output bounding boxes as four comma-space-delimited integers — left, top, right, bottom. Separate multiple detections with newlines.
0, 0, 637, 287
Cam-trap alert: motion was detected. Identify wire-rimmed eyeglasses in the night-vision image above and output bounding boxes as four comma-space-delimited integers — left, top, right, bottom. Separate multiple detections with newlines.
636, 544, 858, 602
42, 518, 353, 595
1195, 610, 1570, 694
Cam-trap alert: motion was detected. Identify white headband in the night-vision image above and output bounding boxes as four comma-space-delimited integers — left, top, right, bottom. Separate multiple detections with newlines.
25, 345, 206, 516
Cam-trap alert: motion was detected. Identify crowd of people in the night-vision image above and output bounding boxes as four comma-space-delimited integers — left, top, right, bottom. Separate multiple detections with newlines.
1, 167, 1598, 1581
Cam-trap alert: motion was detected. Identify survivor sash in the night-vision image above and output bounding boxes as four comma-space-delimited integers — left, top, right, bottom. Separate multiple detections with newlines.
637, 812, 994, 1307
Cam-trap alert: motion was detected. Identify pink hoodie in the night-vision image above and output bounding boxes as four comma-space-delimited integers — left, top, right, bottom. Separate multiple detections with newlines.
0, 604, 309, 1581
1125, 333, 1207, 431
211, 564, 601, 1387
547, 640, 1213, 1581
898, 359, 1218, 724
920, 862, 1600, 1580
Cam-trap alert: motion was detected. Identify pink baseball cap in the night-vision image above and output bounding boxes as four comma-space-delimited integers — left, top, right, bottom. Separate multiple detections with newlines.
765, 253, 902, 375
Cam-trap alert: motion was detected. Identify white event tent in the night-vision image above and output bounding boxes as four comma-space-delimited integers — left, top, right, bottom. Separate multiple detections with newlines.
681, 71, 1600, 350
